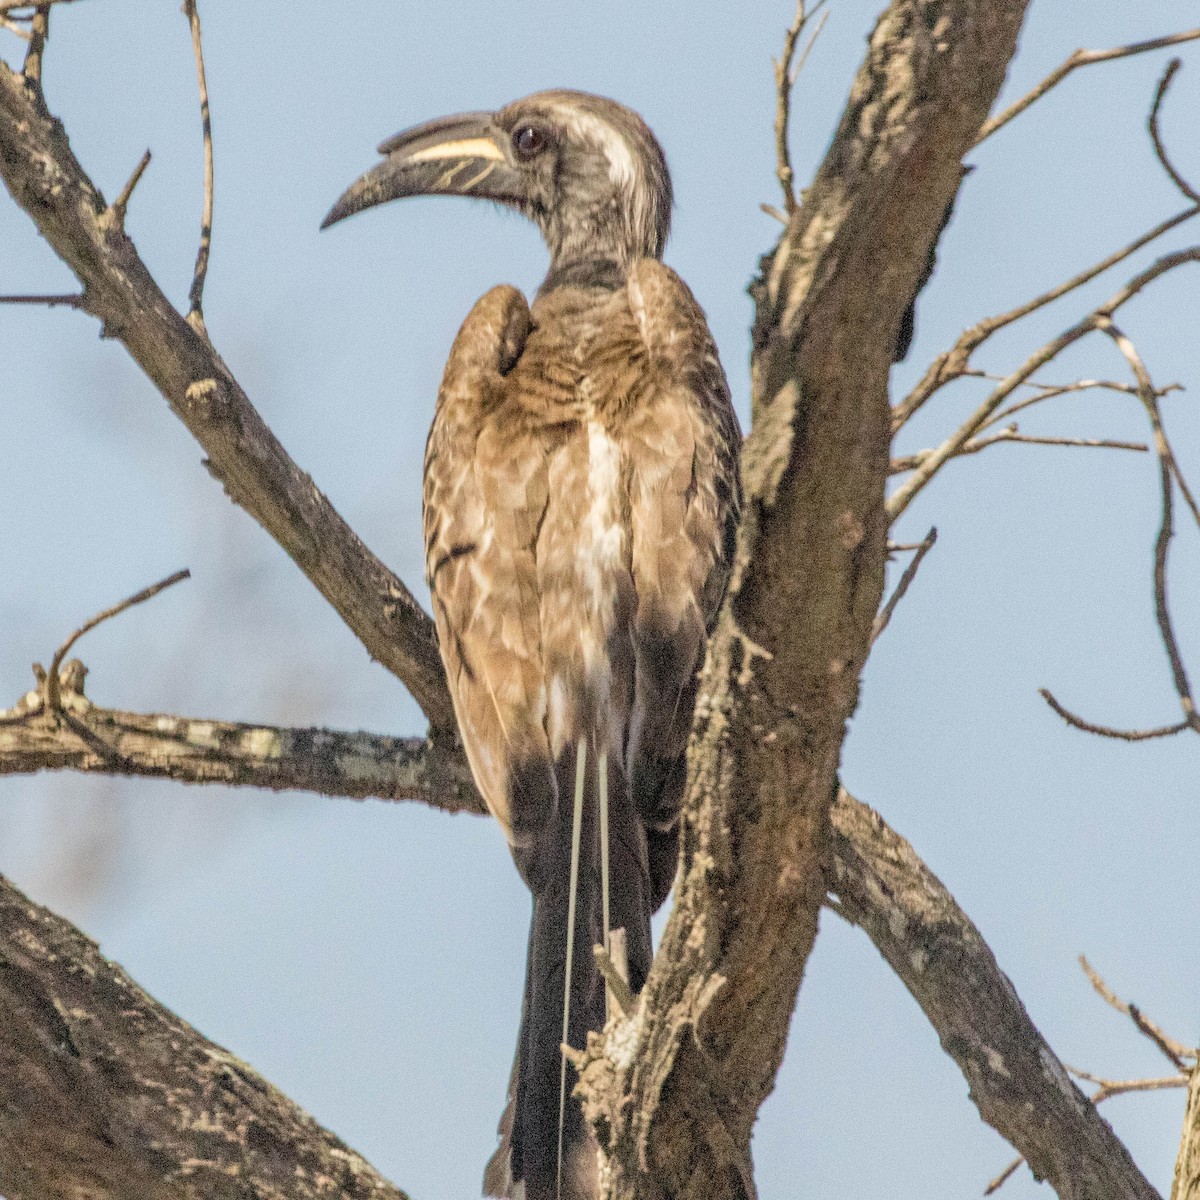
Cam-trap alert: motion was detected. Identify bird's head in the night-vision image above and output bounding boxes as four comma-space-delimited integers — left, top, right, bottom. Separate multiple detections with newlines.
322, 90, 672, 281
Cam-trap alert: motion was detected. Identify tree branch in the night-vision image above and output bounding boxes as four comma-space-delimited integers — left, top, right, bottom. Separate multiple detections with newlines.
0, 870, 413, 1200
887, 247, 1200, 522
975, 28, 1200, 144
827, 788, 1160, 1200
1174, 1062, 1200, 1200
0, 687, 1162, 1200
0, 60, 454, 730
892, 206, 1199, 433
0, 662, 480, 813
572, 4, 1031, 1197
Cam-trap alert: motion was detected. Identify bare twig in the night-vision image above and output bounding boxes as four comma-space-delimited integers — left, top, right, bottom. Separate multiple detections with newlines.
983, 1157, 1022, 1195
870, 526, 936, 644
1039, 688, 1189, 742
1170, 456, 1200, 534
887, 247, 1200, 521
890, 426, 1146, 473
593, 944, 634, 1019
22, 2, 47, 83
979, 377, 1179, 431
1098, 316, 1198, 732
1080, 957, 1198, 1069
772, 0, 828, 214
183, 0, 213, 332
111, 148, 152, 227
0, 15, 31, 38
0, 0, 85, 11
1149, 59, 1200, 206
0, 292, 85, 307
893, 207, 1200, 432
976, 28, 1200, 144
43, 570, 190, 712
1067, 1067, 1189, 1103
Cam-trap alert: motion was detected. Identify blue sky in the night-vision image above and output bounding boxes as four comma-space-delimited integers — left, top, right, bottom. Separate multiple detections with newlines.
2, 2, 1198, 1197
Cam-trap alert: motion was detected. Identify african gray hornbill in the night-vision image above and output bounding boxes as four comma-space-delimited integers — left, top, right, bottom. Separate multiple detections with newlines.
323, 90, 741, 1199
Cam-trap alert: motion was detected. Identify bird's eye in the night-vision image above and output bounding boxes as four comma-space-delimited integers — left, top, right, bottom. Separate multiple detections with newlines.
512, 125, 546, 160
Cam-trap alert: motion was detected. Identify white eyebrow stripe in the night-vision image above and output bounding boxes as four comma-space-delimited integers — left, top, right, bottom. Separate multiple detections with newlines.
407, 137, 505, 163
561, 110, 636, 188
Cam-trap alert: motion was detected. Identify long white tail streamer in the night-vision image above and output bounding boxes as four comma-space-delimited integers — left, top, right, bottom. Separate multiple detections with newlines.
597, 747, 611, 1020
557, 736, 588, 1200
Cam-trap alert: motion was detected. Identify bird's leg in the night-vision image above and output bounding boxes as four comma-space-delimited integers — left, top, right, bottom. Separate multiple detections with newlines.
558, 735, 588, 1200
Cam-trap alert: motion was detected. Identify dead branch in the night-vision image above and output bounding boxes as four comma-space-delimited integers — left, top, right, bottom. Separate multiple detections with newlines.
898, 57, 1200, 438
988, 1071, 1188, 1195
1080, 957, 1198, 1070
1037, 322, 1199, 741
986, 956, 1198, 1195
0, 0, 84, 12
0, 60, 454, 729
42, 569, 189, 712
892, 206, 1199, 433
0, 663, 479, 811
183, 0, 213, 332
889, 425, 1146, 473
21, 2, 44, 82
110, 147, 151, 227
827, 788, 1159, 1200
976, 27, 1200, 144
1100, 317, 1198, 730
1148, 59, 1200, 206
0, 291, 84, 306
1039, 688, 1189, 741
870, 525, 936, 644
0, 870, 414, 1200
772, 0, 828, 215
980, 377, 1179, 431
887, 247, 1200, 522
1174, 1064, 1200, 1200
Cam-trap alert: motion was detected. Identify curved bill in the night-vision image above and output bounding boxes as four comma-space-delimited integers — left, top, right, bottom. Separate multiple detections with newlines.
321, 111, 525, 229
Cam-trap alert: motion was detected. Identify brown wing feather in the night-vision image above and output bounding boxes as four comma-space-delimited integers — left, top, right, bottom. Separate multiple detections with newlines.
623, 260, 742, 894
423, 284, 556, 844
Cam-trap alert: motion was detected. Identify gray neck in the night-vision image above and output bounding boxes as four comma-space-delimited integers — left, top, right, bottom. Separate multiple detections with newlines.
538, 256, 627, 296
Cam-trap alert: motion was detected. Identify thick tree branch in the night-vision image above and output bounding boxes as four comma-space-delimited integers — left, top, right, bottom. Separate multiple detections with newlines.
0, 61, 454, 731
0, 871, 412, 1200
571, 5, 1030, 1197
2, 689, 1160, 1198
1174, 1063, 1200, 1200
827, 789, 1159, 1200
0, 662, 480, 813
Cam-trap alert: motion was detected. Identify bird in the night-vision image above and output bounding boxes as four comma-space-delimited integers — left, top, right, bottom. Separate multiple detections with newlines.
323, 90, 742, 1200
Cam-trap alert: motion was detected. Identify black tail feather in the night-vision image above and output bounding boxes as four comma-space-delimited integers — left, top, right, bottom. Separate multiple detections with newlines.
485, 746, 654, 1200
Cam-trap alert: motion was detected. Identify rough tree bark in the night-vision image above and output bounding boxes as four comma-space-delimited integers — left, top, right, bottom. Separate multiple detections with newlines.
1175, 1066, 1200, 1200
0, 1, 1179, 1198
0, 872, 411, 1200
828, 791, 1158, 1200
576, 4, 1031, 1198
